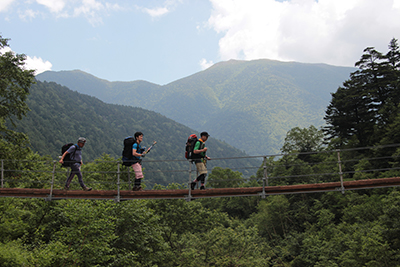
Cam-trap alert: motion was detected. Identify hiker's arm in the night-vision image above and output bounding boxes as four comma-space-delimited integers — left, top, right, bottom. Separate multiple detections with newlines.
194, 147, 207, 154
132, 149, 143, 157
59, 151, 69, 163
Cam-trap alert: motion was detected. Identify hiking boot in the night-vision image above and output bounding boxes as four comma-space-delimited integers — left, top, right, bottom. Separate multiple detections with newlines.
64, 186, 69, 190
132, 186, 142, 191
200, 185, 205, 190
83, 187, 92, 191
190, 182, 196, 190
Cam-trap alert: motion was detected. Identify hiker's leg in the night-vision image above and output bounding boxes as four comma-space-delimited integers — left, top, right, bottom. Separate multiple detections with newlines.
196, 161, 208, 189
71, 163, 86, 189
65, 167, 77, 188
197, 173, 206, 184
194, 162, 206, 180
134, 178, 142, 187
131, 162, 144, 179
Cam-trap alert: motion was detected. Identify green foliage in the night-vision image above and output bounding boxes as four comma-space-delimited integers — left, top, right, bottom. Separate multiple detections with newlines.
0, 240, 29, 267
281, 125, 324, 158
0, 34, 35, 164
207, 166, 245, 188
0, 35, 35, 124
325, 38, 400, 149
177, 225, 272, 267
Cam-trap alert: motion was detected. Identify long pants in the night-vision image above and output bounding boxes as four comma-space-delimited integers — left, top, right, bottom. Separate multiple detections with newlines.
65, 163, 86, 189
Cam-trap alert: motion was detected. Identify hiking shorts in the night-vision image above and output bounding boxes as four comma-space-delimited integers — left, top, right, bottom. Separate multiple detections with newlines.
132, 162, 144, 179
195, 161, 207, 175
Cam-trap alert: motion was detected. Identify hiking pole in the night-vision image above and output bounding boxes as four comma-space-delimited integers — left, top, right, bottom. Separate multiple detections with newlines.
142, 141, 157, 157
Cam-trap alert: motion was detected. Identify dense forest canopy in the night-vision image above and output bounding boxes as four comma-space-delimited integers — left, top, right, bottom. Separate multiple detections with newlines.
2, 35, 400, 266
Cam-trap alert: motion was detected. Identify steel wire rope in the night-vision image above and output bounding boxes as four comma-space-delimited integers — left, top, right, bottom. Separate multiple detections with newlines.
2, 143, 400, 189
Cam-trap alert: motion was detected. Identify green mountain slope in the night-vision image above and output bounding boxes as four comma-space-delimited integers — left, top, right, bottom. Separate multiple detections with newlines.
37, 59, 354, 155
9, 80, 260, 187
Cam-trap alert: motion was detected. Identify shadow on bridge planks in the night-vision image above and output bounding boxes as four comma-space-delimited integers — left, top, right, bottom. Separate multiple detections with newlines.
1, 177, 400, 201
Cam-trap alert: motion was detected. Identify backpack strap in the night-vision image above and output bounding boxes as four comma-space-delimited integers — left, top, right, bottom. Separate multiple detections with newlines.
70, 144, 79, 161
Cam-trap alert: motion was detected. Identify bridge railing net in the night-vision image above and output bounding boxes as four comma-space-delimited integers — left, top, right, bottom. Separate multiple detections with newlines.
1, 143, 400, 190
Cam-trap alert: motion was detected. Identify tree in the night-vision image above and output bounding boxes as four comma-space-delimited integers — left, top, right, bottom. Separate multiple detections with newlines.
281, 125, 324, 162
324, 38, 400, 148
207, 167, 245, 188
0, 35, 35, 130
0, 35, 35, 160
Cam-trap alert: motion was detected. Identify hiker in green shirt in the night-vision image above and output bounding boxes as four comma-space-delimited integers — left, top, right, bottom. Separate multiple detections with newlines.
190, 132, 211, 190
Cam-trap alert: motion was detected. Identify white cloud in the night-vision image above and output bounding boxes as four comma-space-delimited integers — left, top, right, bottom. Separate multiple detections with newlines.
1, 47, 52, 75
36, 0, 66, 13
3, 0, 121, 26
0, 0, 16, 12
143, 6, 169, 18
73, 0, 105, 26
393, 0, 400, 9
200, 58, 214, 70
25, 55, 52, 75
208, 0, 400, 67
19, 9, 37, 20
140, 0, 183, 18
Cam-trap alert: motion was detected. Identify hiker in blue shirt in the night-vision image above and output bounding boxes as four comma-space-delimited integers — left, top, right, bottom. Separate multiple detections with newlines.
59, 137, 92, 191
131, 132, 145, 191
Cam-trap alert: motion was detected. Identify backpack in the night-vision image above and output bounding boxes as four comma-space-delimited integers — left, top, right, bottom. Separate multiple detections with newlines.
61, 143, 78, 168
122, 136, 140, 166
185, 134, 198, 159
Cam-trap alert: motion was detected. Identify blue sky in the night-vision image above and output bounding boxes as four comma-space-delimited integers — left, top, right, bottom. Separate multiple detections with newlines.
1, 0, 400, 85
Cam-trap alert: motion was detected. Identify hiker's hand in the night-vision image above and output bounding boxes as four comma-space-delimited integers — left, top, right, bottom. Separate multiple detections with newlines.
59, 159, 63, 164
203, 147, 208, 152
206, 156, 211, 160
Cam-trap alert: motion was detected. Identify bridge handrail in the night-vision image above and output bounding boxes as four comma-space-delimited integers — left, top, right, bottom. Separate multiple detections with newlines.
1, 143, 400, 191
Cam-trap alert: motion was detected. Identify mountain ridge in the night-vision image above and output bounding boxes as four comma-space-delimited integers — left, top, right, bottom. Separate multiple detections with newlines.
37, 59, 355, 155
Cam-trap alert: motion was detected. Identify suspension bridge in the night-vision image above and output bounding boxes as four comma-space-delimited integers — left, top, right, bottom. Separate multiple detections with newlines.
1, 176, 400, 202
1, 144, 400, 202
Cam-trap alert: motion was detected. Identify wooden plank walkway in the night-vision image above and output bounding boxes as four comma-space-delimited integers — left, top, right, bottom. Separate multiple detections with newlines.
1, 177, 400, 201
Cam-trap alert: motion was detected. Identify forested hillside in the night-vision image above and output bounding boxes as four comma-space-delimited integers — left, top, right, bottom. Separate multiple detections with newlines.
37, 59, 354, 155
7, 80, 260, 186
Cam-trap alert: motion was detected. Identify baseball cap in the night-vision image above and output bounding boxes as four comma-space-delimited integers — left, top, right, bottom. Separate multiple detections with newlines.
78, 137, 86, 143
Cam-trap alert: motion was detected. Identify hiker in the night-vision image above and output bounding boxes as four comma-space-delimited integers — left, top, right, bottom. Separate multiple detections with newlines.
59, 137, 92, 191
131, 131, 146, 191
191, 132, 211, 190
